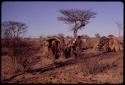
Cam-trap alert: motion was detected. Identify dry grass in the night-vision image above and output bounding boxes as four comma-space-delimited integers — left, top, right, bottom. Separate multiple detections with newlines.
1, 36, 123, 84
93, 36, 123, 52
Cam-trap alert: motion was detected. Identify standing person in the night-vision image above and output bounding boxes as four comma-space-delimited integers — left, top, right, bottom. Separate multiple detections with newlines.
75, 36, 83, 56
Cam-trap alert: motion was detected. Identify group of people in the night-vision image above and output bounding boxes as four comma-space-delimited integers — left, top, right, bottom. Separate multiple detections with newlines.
64, 36, 83, 58
46, 36, 83, 61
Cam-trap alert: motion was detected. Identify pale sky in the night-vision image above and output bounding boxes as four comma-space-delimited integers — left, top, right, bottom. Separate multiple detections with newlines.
2, 1, 123, 37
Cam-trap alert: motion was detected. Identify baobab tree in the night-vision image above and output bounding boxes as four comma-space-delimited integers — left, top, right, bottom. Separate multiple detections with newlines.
58, 9, 97, 39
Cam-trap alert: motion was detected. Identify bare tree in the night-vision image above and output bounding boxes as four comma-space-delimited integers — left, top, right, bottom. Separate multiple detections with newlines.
58, 9, 97, 39
1, 21, 30, 73
116, 22, 123, 37
95, 33, 100, 38
2, 21, 28, 48
2, 21, 27, 39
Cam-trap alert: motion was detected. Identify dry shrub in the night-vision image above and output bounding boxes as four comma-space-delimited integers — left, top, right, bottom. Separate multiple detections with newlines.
108, 38, 121, 52
1, 48, 13, 56
64, 36, 96, 51
6, 38, 41, 74
94, 36, 123, 52
1, 38, 14, 56
82, 38, 96, 50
